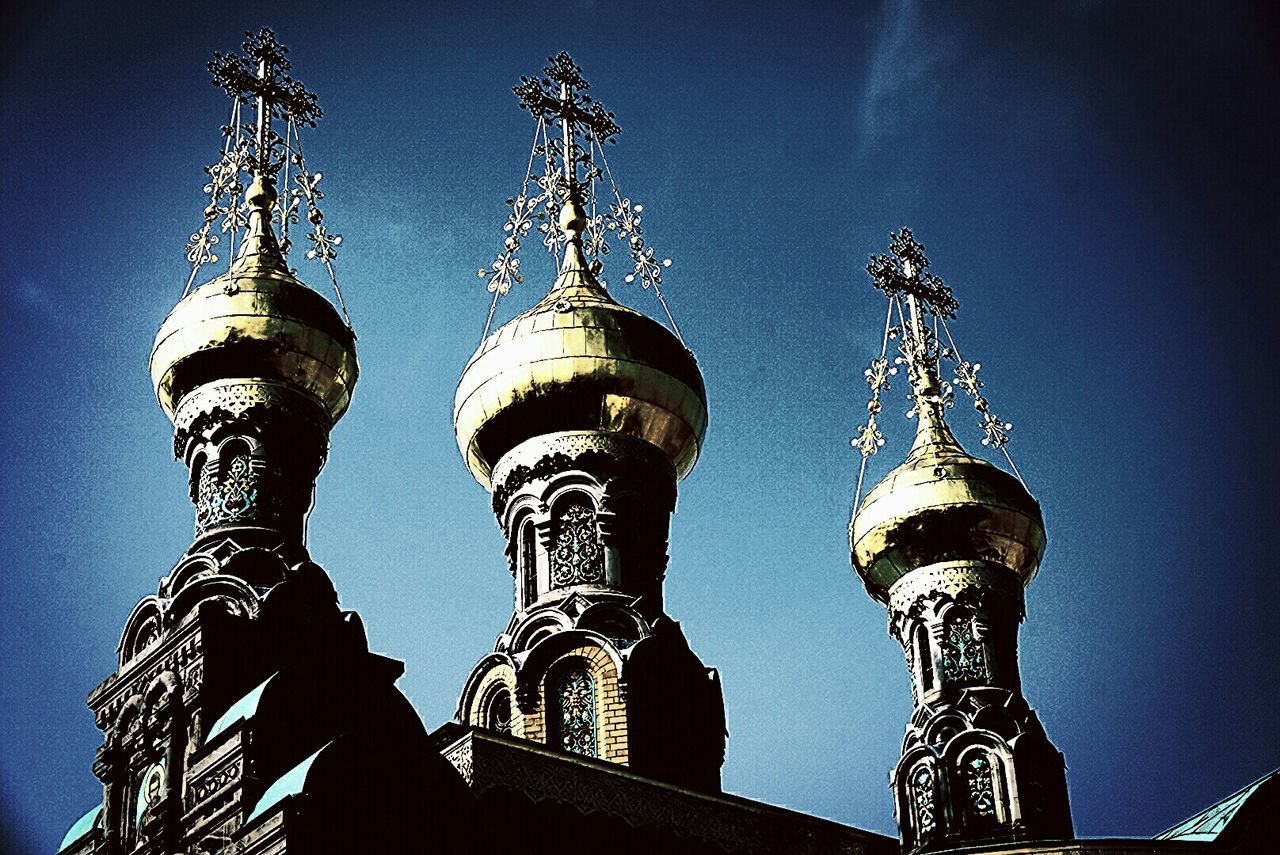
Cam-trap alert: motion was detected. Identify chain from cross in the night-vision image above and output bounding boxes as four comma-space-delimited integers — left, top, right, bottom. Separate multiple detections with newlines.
866, 227, 959, 319
514, 52, 621, 191
208, 28, 321, 177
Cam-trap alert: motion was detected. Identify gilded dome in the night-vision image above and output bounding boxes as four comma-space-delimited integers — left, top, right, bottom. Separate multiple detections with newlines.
850, 410, 1046, 603
454, 237, 707, 490
150, 179, 358, 425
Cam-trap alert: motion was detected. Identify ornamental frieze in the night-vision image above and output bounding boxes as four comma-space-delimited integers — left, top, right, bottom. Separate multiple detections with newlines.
91, 624, 203, 730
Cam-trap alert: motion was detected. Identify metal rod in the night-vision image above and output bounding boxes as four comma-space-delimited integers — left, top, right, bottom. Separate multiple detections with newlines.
561, 81, 574, 189
255, 57, 270, 176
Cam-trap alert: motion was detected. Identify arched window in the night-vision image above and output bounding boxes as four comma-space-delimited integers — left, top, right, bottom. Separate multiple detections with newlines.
549, 496, 603, 588
554, 667, 598, 757
915, 624, 935, 692
911, 765, 938, 840
940, 611, 988, 684
484, 687, 513, 736
188, 450, 207, 503
519, 518, 537, 607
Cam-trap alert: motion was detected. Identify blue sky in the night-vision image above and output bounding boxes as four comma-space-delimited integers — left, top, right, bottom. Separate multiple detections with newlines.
2, 1, 1277, 851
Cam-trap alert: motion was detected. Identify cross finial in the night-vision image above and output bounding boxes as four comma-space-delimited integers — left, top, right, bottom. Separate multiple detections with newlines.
514, 52, 621, 193
209, 28, 321, 179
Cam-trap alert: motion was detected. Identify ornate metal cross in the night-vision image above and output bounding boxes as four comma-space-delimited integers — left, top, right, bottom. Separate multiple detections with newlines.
208, 28, 321, 177
866, 227, 959, 319
514, 52, 621, 191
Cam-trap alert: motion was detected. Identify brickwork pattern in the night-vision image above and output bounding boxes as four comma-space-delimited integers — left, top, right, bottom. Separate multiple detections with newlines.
522, 644, 628, 765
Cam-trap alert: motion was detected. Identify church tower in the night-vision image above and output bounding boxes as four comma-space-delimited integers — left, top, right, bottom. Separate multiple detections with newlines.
59, 30, 467, 855
849, 230, 1073, 851
453, 53, 726, 792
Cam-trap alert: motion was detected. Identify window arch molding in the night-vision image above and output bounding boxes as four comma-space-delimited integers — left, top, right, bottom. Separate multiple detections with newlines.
538, 473, 604, 510
943, 734, 1019, 826
118, 597, 166, 667
214, 435, 258, 470
510, 609, 573, 653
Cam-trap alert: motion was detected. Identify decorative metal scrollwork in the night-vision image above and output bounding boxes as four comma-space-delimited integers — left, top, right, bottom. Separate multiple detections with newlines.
182, 29, 352, 325
856, 228, 1029, 488
550, 500, 605, 587
556, 669, 598, 757
965, 754, 998, 819
912, 766, 938, 835
940, 616, 988, 684
195, 454, 260, 534
867, 228, 958, 319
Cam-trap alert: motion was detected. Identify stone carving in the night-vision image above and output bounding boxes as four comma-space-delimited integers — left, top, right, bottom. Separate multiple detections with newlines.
189, 759, 242, 804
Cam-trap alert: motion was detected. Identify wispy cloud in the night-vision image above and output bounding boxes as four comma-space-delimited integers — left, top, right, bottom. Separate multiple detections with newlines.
856, 0, 960, 158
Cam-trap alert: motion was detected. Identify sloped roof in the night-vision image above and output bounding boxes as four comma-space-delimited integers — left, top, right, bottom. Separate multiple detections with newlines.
58, 805, 101, 850
1155, 768, 1279, 842
205, 673, 277, 742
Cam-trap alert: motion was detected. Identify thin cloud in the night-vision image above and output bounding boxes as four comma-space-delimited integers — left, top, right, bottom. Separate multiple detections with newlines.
856, 0, 960, 158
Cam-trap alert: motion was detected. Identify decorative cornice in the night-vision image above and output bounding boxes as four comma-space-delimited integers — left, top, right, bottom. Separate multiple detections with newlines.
492, 431, 676, 515
887, 560, 1023, 633
174, 378, 330, 437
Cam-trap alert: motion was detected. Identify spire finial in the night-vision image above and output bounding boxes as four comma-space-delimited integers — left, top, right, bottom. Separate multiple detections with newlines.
515, 52, 622, 194
203, 29, 322, 278
209, 28, 321, 182
852, 228, 1028, 509
476, 53, 683, 344
866, 229, 960, 452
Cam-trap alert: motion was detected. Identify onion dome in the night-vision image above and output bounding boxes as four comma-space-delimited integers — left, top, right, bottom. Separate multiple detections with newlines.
850, 228, 1045, 603
850, 400, 1046, 603
150, 176, 358, 426
454, 199, 707, 490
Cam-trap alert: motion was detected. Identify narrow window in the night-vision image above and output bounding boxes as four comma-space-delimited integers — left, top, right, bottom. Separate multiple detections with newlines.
555, 668, 598, 757
916, 625, 935, 691
519, 519, 537, 607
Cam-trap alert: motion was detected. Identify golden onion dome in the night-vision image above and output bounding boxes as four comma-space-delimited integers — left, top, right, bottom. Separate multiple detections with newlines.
850, 403, 1046, 604
454, 200, 707, 490
150, 177, 358, 425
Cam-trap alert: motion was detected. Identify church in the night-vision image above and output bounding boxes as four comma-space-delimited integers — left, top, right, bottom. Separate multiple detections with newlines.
53, 31, 1275, 855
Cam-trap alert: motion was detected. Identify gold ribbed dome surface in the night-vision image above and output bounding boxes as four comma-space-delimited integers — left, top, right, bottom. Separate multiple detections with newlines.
150, 181, 357, 424
454, 250, 707, 490
850, 415, 1046, 603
